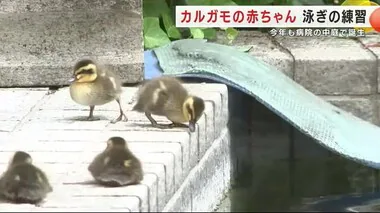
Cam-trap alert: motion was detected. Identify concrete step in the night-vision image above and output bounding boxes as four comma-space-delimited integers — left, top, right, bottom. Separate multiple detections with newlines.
0, 8, 142, 87
0, 0, 141, 13
0, 83, 230, 212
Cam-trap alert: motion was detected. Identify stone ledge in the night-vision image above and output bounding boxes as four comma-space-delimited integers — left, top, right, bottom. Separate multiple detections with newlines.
216, 31, 380, 96
0, 83, 229, 212
219, 31, 380, 127
357, 34, 380, 93
163, 127, 231, 212
216, 31, 294, 78
0, 9, 143, 86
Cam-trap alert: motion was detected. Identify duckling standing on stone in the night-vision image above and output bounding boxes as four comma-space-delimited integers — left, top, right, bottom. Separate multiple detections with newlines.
132, 76, 205, 132
0, 151, 53, 204
69, 59, 128, 123
88, 136, 143, 187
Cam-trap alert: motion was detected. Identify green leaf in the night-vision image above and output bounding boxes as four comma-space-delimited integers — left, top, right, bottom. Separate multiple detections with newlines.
186, 0, 211, 5
143, 0, 170, 17
202, 28, 217, 40
225, 27, 238, 41
187, 0, 237, 5
143, 17, 171, 49
162, 12, 182, 39
190, 28, 205, 39
273, 0, 294, 4
233, 0, 274, 5
210, 0, 237, 5
290, 0, 327, 4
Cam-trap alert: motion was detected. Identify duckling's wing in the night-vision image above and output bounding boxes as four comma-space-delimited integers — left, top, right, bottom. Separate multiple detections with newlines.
88, 153, 107, 177
133, 85, 170, 114
98, 72, 123, 97
34, 168, 53, 193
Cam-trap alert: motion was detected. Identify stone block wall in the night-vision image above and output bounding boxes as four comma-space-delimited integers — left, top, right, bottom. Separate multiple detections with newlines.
0, 0, 143, 87
218, 31, 380, 211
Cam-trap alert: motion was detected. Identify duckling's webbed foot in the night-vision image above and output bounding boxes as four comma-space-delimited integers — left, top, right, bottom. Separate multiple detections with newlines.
169, 123, 189, 128
110, 99, 128, 124
86, 106, 100, 121
145, 112, 171, 129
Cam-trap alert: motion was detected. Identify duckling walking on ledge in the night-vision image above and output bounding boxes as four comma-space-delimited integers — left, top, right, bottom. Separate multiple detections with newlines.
0, 151, 53, 204
88, 137, 143, 187
69, 59, 128, 123
132, 76, 205, 132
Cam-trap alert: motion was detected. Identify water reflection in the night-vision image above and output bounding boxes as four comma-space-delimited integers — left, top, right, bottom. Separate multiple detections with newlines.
223, 87, 379, 212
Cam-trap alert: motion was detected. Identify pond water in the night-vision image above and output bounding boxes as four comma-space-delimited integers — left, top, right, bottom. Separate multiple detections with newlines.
215, 156, 379, 212
215, 88, 380, 212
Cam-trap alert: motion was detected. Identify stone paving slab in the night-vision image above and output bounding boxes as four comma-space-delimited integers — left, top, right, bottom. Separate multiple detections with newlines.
0, 150, 175, 210
0, 83, 228, 212
0, 0, 141, 12
0, 88, 48, 132
34, 84, 228, 165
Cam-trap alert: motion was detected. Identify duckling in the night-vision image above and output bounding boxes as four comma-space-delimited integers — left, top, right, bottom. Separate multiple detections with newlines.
88, 136, 143, 187
0, 151, 52, 204
69, 59, 128, 123
132, 76, 205, 132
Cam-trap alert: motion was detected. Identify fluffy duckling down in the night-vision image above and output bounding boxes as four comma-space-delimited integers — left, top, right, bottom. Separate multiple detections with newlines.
132, 76, 205, 132
88, 136, 143, 187
0, 151, 53, 204
69, 59, 127, 123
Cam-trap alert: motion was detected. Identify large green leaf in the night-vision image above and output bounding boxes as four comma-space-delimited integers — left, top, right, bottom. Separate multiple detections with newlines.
162, 12, 182, 39
143, 0, 170, 17
202, 28, 217, 40
190, 28, 205, 39
143, 17, 171, 49
225, 27, 239, 42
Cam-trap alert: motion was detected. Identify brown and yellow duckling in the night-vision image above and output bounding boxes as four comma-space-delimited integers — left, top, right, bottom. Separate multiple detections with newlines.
88, 136, 143, 187
132, 76, 205, 132
69, 59, 128, 123
0, 151, 53, 204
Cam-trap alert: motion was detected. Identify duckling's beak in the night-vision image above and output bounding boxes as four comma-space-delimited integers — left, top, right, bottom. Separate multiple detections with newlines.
69, 76, 76, 83
188, 121, 196, 132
